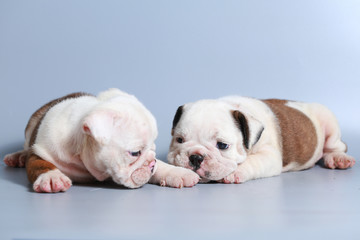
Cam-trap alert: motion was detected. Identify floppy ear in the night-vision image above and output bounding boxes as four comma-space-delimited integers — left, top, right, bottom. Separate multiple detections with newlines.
232, 110, 264, 149
171, 105, 184, 136
82, 110, 121, 145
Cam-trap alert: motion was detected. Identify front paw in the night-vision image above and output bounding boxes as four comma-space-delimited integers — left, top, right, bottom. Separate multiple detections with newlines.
222, 170, 246, 184
33, 169, 72, 193
160, 167, 200, 188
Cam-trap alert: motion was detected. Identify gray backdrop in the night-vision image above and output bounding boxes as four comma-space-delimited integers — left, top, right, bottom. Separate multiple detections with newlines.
1, 0, 359, 160
1, 2, 360, 240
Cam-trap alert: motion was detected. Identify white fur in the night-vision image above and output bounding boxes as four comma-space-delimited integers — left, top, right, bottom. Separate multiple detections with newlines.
149, 160, 200, 188
9, 88, 199, 191
31, 90, 158, 188
168, 96, 355, 184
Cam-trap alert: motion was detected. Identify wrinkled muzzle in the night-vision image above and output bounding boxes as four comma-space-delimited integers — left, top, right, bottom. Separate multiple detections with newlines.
174, 148, 237, 181
130, 160, 156, 186
110, 158, 156, 189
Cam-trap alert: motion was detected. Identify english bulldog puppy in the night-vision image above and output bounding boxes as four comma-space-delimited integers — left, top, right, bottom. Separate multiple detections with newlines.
4, 88, 199, 193
168, 96, 355, 183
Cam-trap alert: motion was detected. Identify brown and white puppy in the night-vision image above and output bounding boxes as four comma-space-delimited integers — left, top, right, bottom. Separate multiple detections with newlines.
168, 96, 355, 183
4, 88, 199, 193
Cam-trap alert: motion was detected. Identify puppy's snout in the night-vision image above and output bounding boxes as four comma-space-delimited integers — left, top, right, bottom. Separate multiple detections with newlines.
189, 154, 204, 169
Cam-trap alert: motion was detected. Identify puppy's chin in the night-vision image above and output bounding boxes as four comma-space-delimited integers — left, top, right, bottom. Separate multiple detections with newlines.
195, 163, 236, 181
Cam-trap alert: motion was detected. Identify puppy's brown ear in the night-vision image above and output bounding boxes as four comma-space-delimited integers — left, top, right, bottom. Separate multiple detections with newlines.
171, 105, 184, 136
232, 110, 264, 149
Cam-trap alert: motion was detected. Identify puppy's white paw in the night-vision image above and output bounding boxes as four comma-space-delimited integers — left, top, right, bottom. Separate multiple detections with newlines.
324, 152, 355, 169
222, 170, 247, 184
33, 169, 72, 193
160, 167, 200, 188
4, 150, 27, 168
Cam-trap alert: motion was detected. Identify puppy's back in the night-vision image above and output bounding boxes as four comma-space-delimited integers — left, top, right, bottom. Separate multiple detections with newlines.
262, 99, 318, 169
24, 92, 93, 150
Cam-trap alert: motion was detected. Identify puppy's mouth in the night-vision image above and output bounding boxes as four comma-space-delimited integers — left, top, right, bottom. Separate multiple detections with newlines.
194, 168, 211, 183
193, 165, 201, 172
195, 167, 208, 178
193, 165, 232, 181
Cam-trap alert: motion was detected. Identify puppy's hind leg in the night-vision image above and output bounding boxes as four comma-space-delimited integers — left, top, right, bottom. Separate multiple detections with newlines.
314, 104, 355, 169
3, 150, 28, 168
27, 154, 72, 193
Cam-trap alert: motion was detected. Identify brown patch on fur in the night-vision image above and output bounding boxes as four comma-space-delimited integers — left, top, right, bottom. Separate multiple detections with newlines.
26, 92, 93, 147
26, 153, 57, 183
263, 99, 317, 167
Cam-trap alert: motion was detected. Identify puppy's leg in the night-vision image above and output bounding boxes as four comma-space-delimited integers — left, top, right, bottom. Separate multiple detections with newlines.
316, 105, 356, 169
4, 150, 28, 168
222, 149, 282, 184
149, 160, 200, 188
27, 154, 72, 193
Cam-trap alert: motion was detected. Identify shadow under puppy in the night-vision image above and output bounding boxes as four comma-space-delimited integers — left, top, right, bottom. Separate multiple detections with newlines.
4, 88, 199, 193
168, 96, 355, 183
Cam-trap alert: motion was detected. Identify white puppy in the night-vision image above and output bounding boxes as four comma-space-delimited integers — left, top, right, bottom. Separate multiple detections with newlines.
168, 96, 355, 183
4, 88, 199, 192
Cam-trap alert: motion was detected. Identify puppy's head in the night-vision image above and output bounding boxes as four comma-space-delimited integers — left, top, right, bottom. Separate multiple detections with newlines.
81, 90, 158, 188
168, 100, 263, 181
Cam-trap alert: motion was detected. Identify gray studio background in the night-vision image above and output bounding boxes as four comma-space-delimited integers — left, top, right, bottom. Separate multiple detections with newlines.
1, 1, 360, 240
1, 0, 359, 161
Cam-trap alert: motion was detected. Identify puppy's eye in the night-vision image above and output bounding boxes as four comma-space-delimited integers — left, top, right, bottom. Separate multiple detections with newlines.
216, 142, 229, 150
176, 137, 184, 144
129, 151, 141, 157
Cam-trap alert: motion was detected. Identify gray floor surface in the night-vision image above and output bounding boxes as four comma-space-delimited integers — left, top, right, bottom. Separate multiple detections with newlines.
1, 135, 359, 240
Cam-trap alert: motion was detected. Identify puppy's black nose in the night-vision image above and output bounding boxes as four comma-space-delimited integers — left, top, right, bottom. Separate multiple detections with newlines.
189, 154, 204, 169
